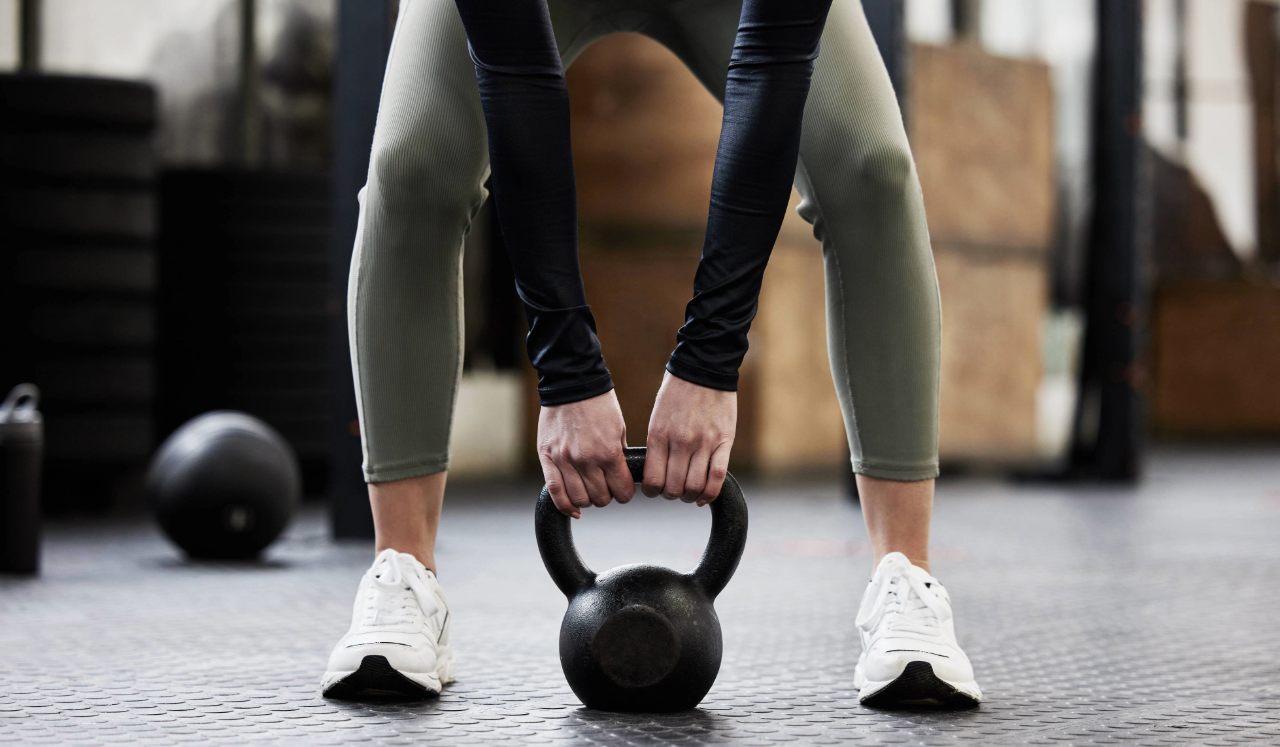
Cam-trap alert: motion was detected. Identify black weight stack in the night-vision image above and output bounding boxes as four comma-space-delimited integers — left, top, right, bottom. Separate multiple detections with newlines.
0, 74, 159, 512
156, 169, 331, 496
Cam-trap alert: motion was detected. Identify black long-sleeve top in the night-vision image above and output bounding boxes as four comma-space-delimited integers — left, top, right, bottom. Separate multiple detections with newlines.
453, 0, 833, 405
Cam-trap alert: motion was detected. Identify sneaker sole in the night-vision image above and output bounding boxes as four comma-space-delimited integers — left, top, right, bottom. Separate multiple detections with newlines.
322, 647, 455, 701
859, 661, 981, 709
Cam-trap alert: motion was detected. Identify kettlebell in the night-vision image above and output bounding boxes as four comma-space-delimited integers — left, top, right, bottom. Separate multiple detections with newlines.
535, 446, 748, 712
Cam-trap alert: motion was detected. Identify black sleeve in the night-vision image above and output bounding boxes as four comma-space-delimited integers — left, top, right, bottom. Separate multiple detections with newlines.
453, 1, 614, 406
454, 0, 832, 404
665, 0, 834, 391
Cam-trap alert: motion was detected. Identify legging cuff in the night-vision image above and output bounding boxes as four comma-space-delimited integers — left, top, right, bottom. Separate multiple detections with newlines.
364, 455, 451, 484
852, 460, 939, 482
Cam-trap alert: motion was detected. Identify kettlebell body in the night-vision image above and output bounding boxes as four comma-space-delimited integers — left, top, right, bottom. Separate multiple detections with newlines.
536, 447, 748, 712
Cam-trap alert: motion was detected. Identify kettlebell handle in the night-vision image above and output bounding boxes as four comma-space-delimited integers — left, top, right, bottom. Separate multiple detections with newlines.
534, 446, 748, 599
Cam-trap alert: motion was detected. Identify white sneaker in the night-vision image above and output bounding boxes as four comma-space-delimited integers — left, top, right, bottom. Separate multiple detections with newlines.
321, 549, 456, 699
853, 552, 981, 708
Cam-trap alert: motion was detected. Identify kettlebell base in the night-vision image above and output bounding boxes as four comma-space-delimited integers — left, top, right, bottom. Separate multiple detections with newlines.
575, 691, 710, 713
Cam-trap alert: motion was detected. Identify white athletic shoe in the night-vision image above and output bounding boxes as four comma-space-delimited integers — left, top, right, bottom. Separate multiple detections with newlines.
321, 549, 455, 699
853, 552, 982, 708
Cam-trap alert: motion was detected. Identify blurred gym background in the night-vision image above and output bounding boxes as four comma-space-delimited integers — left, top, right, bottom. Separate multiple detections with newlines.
2, 0, 1278, 535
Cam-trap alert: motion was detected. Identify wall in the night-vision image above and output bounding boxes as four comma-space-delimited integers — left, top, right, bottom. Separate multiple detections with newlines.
5, 0, 333, 168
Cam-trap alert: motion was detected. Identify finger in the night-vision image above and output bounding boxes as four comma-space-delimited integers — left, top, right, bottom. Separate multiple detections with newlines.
580, 464, 612, 508
540, 457, 578, 518
642, 434, 668, 498
558, 459, 593, 510
697, 442, 732, 507
682, 446, 712, 503
663, 441, 692, 500
603, 449, 635, 504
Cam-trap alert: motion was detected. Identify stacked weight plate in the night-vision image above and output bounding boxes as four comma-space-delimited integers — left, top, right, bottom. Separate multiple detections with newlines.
0, 74, 159, 511
156, 169, 331, 494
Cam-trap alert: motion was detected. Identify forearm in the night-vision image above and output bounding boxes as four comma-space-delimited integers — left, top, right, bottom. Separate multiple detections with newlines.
454, 0, 613, 405
668, 0, 834, 390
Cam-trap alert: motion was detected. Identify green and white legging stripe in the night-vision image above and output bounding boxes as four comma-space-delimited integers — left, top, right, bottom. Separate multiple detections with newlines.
347, 0, 942, 484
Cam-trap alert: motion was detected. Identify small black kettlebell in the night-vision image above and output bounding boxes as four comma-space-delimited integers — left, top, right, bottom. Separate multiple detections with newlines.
535, 446, 748, 712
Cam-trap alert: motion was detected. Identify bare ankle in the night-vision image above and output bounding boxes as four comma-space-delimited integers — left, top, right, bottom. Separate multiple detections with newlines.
858, 474, 934, 576
870, 552, 930, 574
369, 471, 447, 576
376, 543, 436, 573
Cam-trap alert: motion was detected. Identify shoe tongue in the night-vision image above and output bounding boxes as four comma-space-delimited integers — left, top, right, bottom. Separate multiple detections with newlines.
396, 555, 430, 583
875, 552, 912, 576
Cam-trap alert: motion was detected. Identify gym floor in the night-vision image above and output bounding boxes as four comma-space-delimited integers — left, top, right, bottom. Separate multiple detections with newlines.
3, 447, 1279, 746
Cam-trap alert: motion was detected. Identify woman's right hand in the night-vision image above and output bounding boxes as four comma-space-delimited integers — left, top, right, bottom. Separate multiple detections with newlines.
537, 390, 635, 518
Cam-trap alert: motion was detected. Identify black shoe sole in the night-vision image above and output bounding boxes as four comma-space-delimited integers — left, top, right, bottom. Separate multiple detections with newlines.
322, 655, 440, 701
860, 661, 980, 710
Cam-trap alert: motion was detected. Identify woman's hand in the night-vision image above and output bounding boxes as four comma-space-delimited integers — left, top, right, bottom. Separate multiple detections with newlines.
537, 390, 635, 518
643, 372, 737, 506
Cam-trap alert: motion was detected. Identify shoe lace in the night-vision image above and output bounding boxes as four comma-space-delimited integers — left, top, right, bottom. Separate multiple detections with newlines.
363, 549, 440, 629
856, 564, 951, 638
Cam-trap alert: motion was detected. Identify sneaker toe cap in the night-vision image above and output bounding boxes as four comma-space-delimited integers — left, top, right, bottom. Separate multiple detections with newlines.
864, 643, 974, 685
327, 634, 439, 675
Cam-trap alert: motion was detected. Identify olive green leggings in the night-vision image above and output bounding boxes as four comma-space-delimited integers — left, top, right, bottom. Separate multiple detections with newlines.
348, 0, 941, 483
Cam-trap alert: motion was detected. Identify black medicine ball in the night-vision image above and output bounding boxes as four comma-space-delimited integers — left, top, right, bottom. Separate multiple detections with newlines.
146, 411, 300, 559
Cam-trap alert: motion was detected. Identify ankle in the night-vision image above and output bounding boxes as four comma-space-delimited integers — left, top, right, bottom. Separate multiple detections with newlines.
871, 552, 929, 574
376, 543, 437, 574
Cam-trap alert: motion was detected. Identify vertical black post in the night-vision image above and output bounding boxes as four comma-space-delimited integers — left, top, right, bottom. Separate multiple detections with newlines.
951, 0, 982, 43
1072, 0, 1147, 481
863, 0, 907, 111
237, 0, 261, 168
1173, 0, 1188, 145
19, 0, 40, 72
331, 0, 396, 538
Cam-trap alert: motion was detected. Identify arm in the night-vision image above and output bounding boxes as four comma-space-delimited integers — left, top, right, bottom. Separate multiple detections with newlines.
453, 1, 633, 515
645, 0, 835, 502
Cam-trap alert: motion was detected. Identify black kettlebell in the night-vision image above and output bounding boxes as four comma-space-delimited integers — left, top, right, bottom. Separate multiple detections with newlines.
535, 446, 748, 712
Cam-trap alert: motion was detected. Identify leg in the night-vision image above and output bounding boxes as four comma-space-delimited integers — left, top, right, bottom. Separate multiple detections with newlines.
856, 475, 932, 572
352, 0, 607, 568
370, 472, 446, 571
794, 1, 941, 571
660, 0, 941, 571
787, 4, 976, 704
651, 1, 974, 708
348, 0, 489, 565
328, 0, 486, 698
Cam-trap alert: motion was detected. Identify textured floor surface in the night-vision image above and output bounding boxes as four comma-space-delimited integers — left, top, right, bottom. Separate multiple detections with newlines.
3, 447, 1280, 745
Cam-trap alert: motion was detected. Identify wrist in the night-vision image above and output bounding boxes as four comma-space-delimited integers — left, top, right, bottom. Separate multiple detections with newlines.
664, 357, 738, 392
537, 373, 615, 407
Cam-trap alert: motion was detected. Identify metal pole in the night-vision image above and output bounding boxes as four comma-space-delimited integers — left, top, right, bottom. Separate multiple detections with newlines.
1071, 0, 1148, 481
952, 0, 982, 44
19, 0, 40, 73
1247, 1, 1280, 263
863, 0, 907, 115
330, 0, 398, 539
1173, 0, 1188, 147
238, 0, 261, 168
